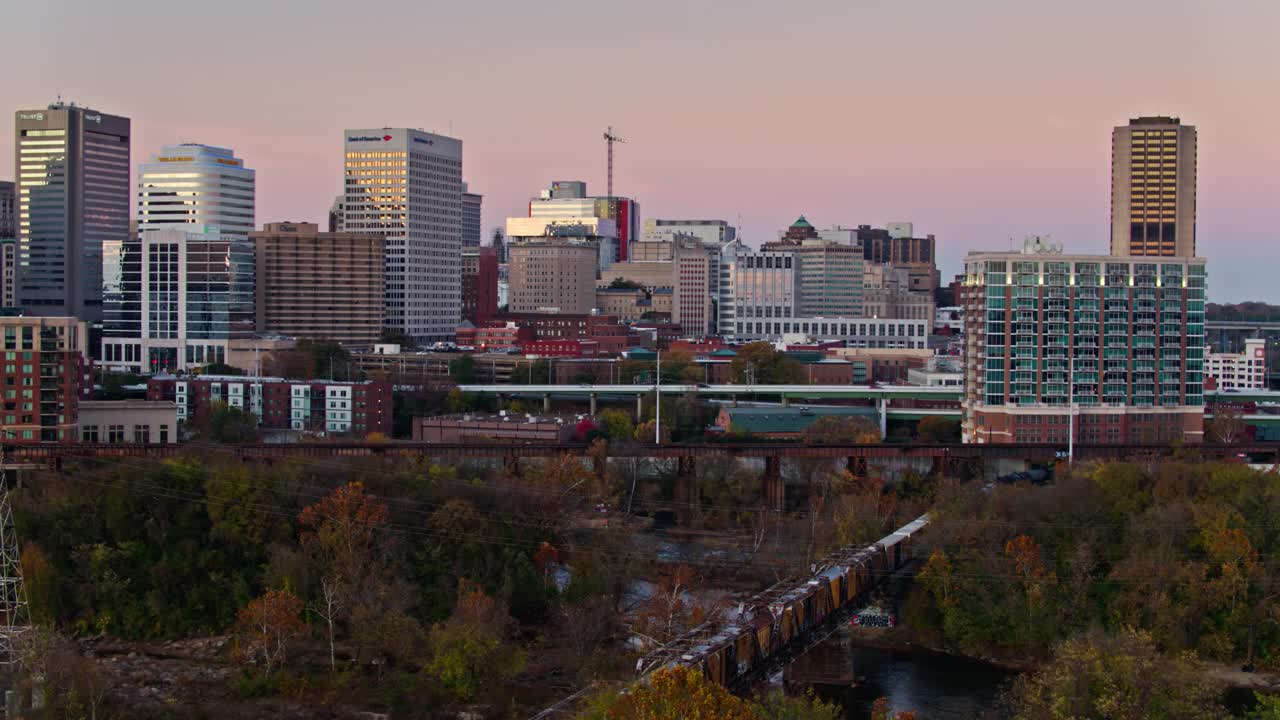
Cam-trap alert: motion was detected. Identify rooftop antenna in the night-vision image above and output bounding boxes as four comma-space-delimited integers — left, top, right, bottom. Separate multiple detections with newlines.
603, 126, 627, 199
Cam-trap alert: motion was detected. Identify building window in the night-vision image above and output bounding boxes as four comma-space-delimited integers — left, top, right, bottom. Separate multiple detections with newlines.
82, 425, 99, 443
107, 425, 125, 444
134, 425, 150, 444
160, 425, 170, 444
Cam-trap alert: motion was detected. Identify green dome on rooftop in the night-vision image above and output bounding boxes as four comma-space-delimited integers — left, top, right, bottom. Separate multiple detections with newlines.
791, 215, 813, 228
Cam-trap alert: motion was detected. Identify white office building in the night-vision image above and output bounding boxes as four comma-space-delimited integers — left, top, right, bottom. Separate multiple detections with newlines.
137, 144, 255, 237
100, 226, 255, 372
722, 245, 798, 341
643, 219, 736, 248
342, 128, 463, 343
103, 144, 255, 370
1206, 338, 1266, 391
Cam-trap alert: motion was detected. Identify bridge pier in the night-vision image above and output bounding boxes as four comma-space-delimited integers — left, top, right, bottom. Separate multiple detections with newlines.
931, 455, 945, 477
846, 456, 867, 477
542, 393, 551, 413
877, 398, 888, 438
635, 394, 643, 420
589, 393, 597, 415
782, 396, 791, 407
675, 456, 700, 527
762, 455, 784, 512
503, 454, 521, 477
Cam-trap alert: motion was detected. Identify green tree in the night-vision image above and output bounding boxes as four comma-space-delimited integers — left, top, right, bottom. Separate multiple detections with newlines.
1007, 629, 1223, 720
298, 339, 355, 380
193, 402, 258, 443
449, 355, 477, 383
202, 362, 244, 376
512, 359, 551, 383
426, 582, 525, 701
730, 342, 805, 384
598, 408, 634, 440
757, 691, 842, 720
1249, 695, 1280, 719
444, 388, 468, 414
917, 416, 960, 443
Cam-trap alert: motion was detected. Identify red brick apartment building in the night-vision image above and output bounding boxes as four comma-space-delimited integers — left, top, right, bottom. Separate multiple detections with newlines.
148, 375, 391, 436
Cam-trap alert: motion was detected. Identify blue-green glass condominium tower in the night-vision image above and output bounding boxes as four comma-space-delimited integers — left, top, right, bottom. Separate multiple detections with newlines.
962, 237, 1206, 445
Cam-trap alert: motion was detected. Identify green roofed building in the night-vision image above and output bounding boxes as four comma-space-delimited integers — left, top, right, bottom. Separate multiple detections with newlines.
714, 405, 879, 439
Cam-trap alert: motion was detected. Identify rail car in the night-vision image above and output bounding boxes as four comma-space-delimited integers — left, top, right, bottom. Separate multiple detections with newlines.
636, 513, 930, 688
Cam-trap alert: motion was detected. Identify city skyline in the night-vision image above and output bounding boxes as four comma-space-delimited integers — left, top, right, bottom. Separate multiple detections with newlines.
2, 0, 1277, 300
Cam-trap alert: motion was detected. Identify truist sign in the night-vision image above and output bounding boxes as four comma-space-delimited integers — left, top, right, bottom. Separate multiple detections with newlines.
348, 134, 394, 142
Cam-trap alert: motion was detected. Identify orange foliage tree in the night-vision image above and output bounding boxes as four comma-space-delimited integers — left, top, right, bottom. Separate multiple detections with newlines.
298, 481, 394, 667
584, 666, 759, 719
232, 589, 306, 675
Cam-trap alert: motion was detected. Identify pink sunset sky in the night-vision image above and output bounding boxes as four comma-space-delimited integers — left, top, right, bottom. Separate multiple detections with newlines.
3, 0, 1277, 300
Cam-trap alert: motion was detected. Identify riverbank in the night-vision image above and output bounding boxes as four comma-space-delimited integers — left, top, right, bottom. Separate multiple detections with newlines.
846, 626, 1036, 673
848, 625, 1280, 694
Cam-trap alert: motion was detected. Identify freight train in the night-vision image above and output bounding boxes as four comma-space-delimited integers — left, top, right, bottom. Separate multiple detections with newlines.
635, 514, 930, 689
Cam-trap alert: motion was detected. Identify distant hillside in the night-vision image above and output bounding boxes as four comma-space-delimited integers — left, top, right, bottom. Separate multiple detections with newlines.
1206, 302, 1280, 322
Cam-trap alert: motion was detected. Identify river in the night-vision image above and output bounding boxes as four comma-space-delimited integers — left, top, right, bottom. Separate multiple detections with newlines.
790, 633, 1016, 719
793, 633, 1267, 718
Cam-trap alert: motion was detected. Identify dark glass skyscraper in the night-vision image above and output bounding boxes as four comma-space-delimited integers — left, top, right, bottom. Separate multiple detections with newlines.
14, 103, 130, 322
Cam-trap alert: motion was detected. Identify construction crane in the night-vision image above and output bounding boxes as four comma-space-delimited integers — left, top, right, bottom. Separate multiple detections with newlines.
603, 126, 627, 198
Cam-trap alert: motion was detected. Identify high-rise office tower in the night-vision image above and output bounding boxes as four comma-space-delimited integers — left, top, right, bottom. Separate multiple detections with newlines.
462, 184, 482, 248
342, 129, 463, 343
0, 182, 14, 309
14, 103, 130, 321
0, 181, 15, 239
252, 222, 384, 347
1111, 116, 1197, 257
137, 144, 255, 236
763, 217, 866, 318
102, 145, 255, 370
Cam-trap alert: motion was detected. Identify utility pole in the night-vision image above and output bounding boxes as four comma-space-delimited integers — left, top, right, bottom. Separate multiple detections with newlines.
654, 351, 661, 444
603, 126, 627, 199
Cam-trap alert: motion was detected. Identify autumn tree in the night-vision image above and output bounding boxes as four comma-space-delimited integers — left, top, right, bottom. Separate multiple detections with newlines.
1008, 629, 1223, 720
870, 698, 918, 720
231, 589, 306, 676
633, 564, 708, 646
18, 626, 110, 719
804, 415, 881, 444
426, 581, 525, 701
578, 666, 759, 719
298, 481, 394, 666
1207, 406, 1247, 444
